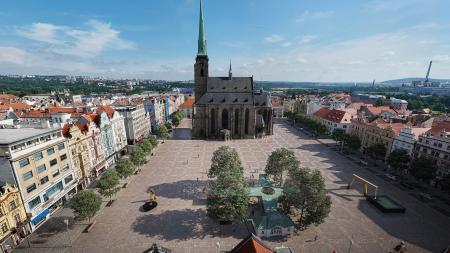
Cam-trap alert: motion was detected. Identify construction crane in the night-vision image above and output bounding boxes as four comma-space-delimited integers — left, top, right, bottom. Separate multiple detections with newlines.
425, 60, 432, 83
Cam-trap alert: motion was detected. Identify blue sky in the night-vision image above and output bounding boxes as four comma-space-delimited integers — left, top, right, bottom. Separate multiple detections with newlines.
0, 0, 449, 81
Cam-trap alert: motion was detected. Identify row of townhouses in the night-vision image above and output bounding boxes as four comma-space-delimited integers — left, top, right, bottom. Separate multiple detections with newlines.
275, 92, 450, 182
0, 92, 190, 249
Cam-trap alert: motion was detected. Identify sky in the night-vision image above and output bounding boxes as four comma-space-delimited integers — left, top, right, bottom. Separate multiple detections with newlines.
0, 0, 449, 82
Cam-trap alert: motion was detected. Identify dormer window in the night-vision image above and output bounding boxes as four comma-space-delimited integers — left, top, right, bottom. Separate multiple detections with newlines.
234, 98, 238, 103
222, 98, 226, 103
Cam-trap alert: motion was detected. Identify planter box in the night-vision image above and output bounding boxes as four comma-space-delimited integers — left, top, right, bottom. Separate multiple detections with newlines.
367, 195, 406, 213
84, 221, 97, 233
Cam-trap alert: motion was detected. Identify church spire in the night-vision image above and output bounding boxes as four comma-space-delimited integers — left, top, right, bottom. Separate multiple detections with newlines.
228, 60, 232, 79
197, 0, 207, 56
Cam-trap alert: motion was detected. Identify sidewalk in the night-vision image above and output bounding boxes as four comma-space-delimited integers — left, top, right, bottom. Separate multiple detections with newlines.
14, 143, 160, 253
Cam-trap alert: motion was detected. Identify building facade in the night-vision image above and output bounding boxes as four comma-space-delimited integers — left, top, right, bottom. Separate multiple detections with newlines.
114, 104, 151, 144
391, 127, 430, 155
413, 121, 450, 178
192, 2, 273, 139
0, 128, 77, 231
313, 108, 353, 134
0, 183, 30, 252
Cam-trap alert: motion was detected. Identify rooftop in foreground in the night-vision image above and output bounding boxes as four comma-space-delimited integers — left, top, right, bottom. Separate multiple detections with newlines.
0, 127, 60, 144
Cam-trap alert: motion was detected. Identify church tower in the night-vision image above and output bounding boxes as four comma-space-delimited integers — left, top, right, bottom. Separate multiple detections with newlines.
194, 0, 208, 103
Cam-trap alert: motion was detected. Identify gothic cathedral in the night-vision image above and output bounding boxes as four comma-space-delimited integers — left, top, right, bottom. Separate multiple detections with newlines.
192, 0, 273, 139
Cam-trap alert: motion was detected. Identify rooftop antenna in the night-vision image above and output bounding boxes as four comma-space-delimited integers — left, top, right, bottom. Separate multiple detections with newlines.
425, 60, 432, 83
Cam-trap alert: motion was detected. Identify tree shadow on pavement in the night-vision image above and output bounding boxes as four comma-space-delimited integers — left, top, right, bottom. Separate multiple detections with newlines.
131, 208, 248, 241
151, 180, 208, 206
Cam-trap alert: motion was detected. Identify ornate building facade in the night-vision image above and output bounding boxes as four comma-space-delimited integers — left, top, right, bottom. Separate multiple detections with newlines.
192, 1, 273, 139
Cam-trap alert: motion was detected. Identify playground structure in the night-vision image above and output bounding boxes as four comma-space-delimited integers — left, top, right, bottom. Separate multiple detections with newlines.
347, 174, 378, 198
143, 187, 158, 212
347, 174, 406, 213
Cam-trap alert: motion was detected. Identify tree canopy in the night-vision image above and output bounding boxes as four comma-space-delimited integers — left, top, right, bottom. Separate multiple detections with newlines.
367, 143, 387, 161
71, 190, 102, 223
159, 124, 169, 141
171, 110, 185, 127
130, 146, 147, 168
387, 149, 410, 171
148, 135, 159, 147
345, 135, 361, 150
97, 170, 121, 202
409, 158, 436, 183
207, 146, 248, 223
115, 158, 135, 181
208, 146, 243, 178
281, 167, 331, 229
265, 148, 299, 186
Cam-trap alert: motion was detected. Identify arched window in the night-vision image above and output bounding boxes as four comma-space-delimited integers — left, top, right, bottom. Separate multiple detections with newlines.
234, 109, 239, 134
222, 109, 229, 130
210, 109, 216, 134
245, 108, 249, 134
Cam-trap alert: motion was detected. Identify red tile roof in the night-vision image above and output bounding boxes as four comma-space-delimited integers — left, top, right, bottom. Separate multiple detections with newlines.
313, 108, 331, 119
314, 108, 350, 123
230, 234, 273, 253
96, 106, 116, 118
426, 120, 450, 135
366, 106, 396, 116
179, 98, 195, 109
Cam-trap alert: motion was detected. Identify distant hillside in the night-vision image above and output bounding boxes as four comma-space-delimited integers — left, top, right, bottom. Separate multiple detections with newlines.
382, 78, 450, 84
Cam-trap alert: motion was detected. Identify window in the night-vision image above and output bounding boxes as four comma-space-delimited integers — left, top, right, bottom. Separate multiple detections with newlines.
47, 147, 55, 156
9, 200, 17, 210
50, 159, 57, 167
43, 181, 63, 201
23, 171, 33, 181
40, 176, 49, 185
26, 183, 37, 193
28, 196, 41, 209
34, 152, 43, 161
1, 223, 8, 233
64, 174, 73, 184
37, 164, 46, 174
58, 143, 65, 150
19, 158, 30, 168
52, 170, 60, 178
61, 165, 69, 172
60, 154, 67, 161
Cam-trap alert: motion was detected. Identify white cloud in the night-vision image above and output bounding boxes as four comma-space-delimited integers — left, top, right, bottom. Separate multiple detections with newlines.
281, 42, 292, 47
0, 47, 27, 64
295, 10, 334, 23
264, 34, 284, 43
299, 35, 318, 44
433, 54, 450, 62
17, 20, 135, 58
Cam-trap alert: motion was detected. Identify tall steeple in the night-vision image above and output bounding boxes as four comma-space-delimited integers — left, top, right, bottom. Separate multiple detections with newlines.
197, 0, 207, 56
228, 60, 232, 79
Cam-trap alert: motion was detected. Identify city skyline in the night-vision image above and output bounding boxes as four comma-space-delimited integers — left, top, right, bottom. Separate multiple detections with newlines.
0, 0, 450, 82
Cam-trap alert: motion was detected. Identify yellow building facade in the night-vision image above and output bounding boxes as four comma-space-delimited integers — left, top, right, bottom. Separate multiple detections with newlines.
0, 183, 29, 252
63, 124, 93, 189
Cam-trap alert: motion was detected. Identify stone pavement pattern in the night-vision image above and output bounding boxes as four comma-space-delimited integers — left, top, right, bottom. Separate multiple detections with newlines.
18, 119, 450, 253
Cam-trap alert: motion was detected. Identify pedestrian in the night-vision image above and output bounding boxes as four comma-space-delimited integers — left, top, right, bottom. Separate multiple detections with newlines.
196, 177, 199, 182
314, 235, 318, 241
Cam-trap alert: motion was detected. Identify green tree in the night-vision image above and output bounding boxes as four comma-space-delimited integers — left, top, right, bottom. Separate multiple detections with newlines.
387, 149, 410, 171
440, 174, 450, 193
207, 146, 248, 223
265, 148, 299, 186
409, 158, 436, 183
165, 122, 172, 130
115, 158, 135, 182
367, 143, 387, 161
159, 124, 169, 142
332, 129, 346, 143
209, 146, 243, 178
375, 97, 386, 106
71, 190, 102, 223
139, 139, 153, 155
130, 146, 147, 169
97, 170, 121, 202
148, 135, 159, 147
281, 167, 331, 229
345, 135, 361, 150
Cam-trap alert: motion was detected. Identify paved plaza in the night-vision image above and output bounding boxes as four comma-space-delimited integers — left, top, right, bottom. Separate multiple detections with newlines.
19, 119, 450, 253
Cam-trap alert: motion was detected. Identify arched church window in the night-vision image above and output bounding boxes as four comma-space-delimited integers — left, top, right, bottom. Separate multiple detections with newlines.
234, 109, 239, 134
245, 108, 249, 134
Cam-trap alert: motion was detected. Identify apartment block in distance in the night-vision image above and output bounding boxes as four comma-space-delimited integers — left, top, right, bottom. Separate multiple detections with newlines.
0, 128, 77, 231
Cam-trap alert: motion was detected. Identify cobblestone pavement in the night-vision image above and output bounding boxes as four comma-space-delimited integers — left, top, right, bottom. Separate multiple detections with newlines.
18, 119, 450, 253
